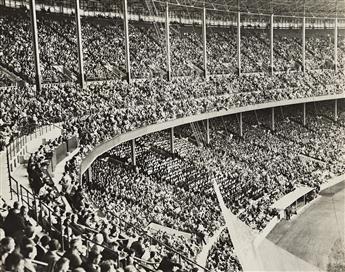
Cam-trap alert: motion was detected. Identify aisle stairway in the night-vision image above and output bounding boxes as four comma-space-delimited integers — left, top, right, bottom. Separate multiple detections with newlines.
0, 124, 63, 202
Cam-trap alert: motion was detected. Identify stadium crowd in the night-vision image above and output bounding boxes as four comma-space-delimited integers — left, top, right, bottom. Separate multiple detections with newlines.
1, 5, 345, 272
0, 8, 343, 81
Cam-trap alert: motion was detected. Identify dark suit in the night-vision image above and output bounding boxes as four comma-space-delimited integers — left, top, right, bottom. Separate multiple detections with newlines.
157, 257, 181, 272
130, 241, 144, 258
63, 248, 83, 269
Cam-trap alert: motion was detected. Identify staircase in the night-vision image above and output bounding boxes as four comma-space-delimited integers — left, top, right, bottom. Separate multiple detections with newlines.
52, 65, 77, 82
144, 0, 162, 38
190, 122, 205, 146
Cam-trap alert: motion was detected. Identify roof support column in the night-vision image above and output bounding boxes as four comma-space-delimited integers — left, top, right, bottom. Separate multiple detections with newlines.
270, 14, 274, 75
88, 165, 92, 183
202, 6, 207, 79
123, 0, 131, 83
302, 16, 306, 74
165, 2, 171, 81
170, 127, 174, 154
334, 18, 338, 73
30, 0, 42, 91
239, 112, 243, 138
206, 119, 210, 145
271, 107, 275, 131
131, 139, 136, 166
303, 103, 306, 126
335, 99, 338, 121
75, 0, 85, 88
237, 10, 241, 76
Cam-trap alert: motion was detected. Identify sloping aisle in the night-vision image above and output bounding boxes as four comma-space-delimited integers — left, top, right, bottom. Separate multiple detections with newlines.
0, 124, 62, 203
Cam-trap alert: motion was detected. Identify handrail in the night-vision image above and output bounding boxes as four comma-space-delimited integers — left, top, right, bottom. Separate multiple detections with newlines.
31, 260, 49, 267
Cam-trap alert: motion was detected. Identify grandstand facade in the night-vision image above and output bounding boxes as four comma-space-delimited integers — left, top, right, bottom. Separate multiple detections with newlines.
0, 0, 345, 271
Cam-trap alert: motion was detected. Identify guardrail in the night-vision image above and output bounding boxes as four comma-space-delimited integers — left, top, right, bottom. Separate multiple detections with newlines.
5, 123, 63, 173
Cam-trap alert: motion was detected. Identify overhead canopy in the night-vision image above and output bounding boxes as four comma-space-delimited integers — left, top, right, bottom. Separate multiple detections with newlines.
271, 186, 314, 211
158, 0, 345, 18
29, 0, 345, 18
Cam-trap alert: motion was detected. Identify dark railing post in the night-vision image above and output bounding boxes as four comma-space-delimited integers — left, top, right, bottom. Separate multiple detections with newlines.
33, 195, 38, 221
60, 219, 64, 251
48, 206, 52, 231
20, 185, 24, 205
16, 181, 20, 202
6, 147, 13, 200
40, 201, 44, 229
26, 189, 30, 209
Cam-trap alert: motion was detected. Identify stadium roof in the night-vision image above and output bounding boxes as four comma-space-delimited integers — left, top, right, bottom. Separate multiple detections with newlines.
33, 0, 345, 18
156, 0, 345, 17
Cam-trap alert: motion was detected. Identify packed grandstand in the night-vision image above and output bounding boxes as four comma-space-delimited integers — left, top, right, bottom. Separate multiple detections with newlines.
0, 0, 344, 271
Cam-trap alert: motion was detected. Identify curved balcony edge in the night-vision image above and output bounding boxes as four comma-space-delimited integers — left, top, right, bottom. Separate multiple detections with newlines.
80, 93, 345, 175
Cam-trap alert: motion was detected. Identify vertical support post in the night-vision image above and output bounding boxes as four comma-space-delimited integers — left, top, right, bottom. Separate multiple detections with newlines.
335, 99, 338, 121
6, 147, 12, 199
88, 166, 92, 183
239, 112, 243, 138
123, 0, 131, 83
131, 139, 136, 166
270, 14, 274, 75
302, 16, 306, 73
33, 195, 38, 221
237, 10, 241, 76
29, 0, 41, 91
303, 103, 306, 126
202, 6, 207, 79
334, 18, 338, 72
170, 127, 174, 154
165, 2, 171, 81
60, 219, 64, 251
206, 119, 210, 145
17, 183, 20, 202
271, 108, 275, 131
75, 0, 85, 88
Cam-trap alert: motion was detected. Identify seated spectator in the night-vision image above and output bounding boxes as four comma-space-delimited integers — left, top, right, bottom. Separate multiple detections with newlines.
82, 251, 102, 272
129, 237, 144, 259
3, 202, 21, 237
0, 237, 16, 267
157, 252, 181, 272
4, 251, 25, 272
22, 244, 37, 272
54, 257, 70, 272
99, 259, 117, 272
35, 235, 51, 262
43, 239, 61, 267
63, 238, 83, 269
